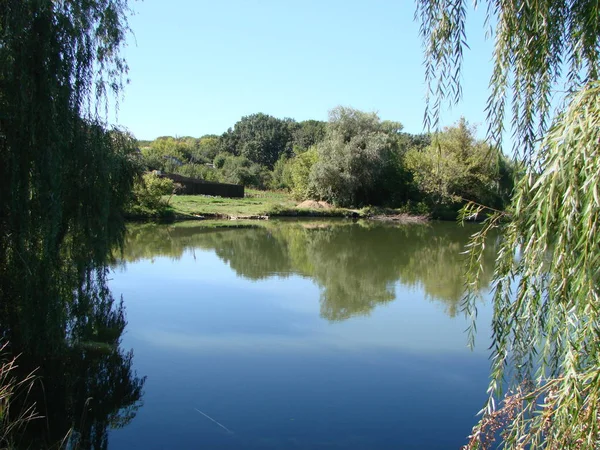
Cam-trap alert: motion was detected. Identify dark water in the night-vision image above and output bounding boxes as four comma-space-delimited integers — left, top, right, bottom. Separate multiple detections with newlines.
108, 219, 497, 449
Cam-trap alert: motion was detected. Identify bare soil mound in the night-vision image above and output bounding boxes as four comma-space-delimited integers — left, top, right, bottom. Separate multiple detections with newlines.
296, 200, 334, 209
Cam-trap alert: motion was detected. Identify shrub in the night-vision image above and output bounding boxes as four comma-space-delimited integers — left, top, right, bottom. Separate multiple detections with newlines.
289, 147, 318, 199
127, 173, 177, 217
269, 154, 294, 190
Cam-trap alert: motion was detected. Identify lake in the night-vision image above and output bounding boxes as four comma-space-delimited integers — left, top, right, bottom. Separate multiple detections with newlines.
107, 219, 497, 449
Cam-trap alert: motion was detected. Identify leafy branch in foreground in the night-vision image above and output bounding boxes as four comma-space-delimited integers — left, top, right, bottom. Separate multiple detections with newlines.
461, 84, 600, 449
416, 0, 600, 159
417, 0, 600, 447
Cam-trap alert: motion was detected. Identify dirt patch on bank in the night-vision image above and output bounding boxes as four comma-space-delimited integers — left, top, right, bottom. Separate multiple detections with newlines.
296, 200, 334, 209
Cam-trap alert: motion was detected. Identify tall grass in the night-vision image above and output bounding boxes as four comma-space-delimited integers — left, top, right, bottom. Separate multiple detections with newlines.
0, 343, 38, 449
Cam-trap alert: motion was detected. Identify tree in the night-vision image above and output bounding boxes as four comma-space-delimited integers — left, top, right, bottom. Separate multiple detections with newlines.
309, 106, 402, 207
405, 118, 511, 209
417, 1, 600, 448
0, 0, 142, 443
141, 137, 190, 171
193, 135, 221, 163
217, 154, 269, 188
291, 120, 327, 151
269, 153, 294, 190
220, 113, 294, 168
289, 147, 319, 199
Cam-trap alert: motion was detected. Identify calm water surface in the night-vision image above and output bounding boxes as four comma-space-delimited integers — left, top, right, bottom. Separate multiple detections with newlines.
108, 220, 497, 449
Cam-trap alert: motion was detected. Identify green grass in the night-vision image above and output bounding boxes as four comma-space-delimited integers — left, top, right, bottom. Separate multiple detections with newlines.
167, 189, 355, 219
167, 189, 298, 218
159, 189, 428, 222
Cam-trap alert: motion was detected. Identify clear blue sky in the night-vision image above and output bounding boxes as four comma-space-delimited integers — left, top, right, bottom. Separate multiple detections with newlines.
113, 0, 494, 141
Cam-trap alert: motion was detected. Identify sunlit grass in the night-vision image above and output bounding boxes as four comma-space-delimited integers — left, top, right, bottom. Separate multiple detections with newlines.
168, 189, 306, 218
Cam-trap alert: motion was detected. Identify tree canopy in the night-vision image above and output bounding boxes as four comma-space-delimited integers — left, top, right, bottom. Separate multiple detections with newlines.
220, 113, 294, 168
405, 118, 512, 209
307, 107, 404, 207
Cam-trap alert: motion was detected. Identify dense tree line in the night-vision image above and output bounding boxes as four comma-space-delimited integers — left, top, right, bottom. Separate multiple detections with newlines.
139, 108, 514, 217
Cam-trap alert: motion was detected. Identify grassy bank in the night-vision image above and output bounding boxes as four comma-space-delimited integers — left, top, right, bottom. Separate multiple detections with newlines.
166, 189, 355, 219
129, 188, 429, 222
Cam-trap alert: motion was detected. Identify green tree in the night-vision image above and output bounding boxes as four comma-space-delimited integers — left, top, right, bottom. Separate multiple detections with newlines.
141, 136, 191, 171
289, 146, 319, 199
269, 153, 294, 190
405, 118, 510, 208
221, 113, 294, 168
309, 106, 403, 207
418, 1, 600, 448
0, 0, 143, 444
217, 154, 269, 188
192, 135, 221, 163
291, 120, 327, 151
128, 172, 177, 217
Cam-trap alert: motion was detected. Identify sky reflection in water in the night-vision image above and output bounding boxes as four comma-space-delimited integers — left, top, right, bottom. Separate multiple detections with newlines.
109, 220, 496, 449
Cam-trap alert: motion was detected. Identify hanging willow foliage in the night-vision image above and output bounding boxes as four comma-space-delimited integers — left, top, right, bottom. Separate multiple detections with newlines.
416, 0, 600, 159
465, 83, 600, 450
417, 1, 600, 449
0, 1, 138, 347
0, 1, 145, 444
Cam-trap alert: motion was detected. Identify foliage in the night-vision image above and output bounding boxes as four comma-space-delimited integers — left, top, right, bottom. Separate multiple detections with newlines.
192, 135, 220, 163
128, 173, 177, 217
463, 83, 600, 450
141, 137, 191, 171
217, 154, 269, 188
417, 0, 600, 159
405, 118, 511, 209
308, 107, 402, 207
0, 0, 145, 444
269, 153, 294, 190
417, 0, 600, 448
134, 111, 508, 217
173, 163, 219, 182
135, 114, 445, 206
289, 147, 319, 200
0, 345, 38, 448
220, 113, 294, 168
291, 120, 327, 150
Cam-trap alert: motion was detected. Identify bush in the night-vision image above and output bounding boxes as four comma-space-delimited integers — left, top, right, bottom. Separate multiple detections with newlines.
288, 147, 318, 199
404, 118, 513, 210
216, 155, 270, 188
213, 152, 228, 169
269, 154, 294, 190
127, 173, 177, 217
174, 163, 218, 182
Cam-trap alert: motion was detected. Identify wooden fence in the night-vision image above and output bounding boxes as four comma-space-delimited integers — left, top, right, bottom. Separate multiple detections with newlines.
159, 173, 244, 198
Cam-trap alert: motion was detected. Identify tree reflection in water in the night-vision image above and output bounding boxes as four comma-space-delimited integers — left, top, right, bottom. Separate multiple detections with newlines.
2, 270, 145, 449
120, 220, 497, 321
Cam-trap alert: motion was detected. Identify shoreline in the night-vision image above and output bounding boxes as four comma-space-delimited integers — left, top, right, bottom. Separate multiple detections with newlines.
126, 209, 430, 224
126, 191, 432, 224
